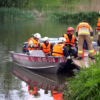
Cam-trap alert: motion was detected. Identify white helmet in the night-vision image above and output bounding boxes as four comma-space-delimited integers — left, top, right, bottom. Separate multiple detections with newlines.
33, 33, 41, 39
58, 37, 66, 43
43, 37, 49, 42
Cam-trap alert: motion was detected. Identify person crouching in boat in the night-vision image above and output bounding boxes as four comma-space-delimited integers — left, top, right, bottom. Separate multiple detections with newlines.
63, 27, 78, 58
41, 37, 53, 56
28, 33, 41, 51
52, 37, 74, 65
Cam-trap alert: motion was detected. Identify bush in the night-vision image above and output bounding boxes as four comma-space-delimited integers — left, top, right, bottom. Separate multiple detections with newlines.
50, 11, 98, 23
63, 54, 100, 100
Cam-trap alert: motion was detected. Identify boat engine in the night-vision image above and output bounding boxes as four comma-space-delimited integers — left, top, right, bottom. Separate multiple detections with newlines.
23, 42, 28, 53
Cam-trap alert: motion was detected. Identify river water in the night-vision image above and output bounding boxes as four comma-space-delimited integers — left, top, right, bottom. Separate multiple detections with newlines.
0, 19, 97, 100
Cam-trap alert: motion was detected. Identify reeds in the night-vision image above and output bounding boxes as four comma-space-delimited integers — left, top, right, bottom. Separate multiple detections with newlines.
0, 7, 35, 20
63, 53, 100, 100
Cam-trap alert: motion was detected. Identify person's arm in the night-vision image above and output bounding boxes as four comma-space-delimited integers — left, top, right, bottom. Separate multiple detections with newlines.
51, 43, 54, 50
29, 40, 34, 48
50, 43, 54, 54
76, 24, 79, 37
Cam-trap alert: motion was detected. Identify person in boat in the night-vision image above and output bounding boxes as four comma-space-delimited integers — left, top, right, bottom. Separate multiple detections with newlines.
96, 11, 100, 51
28, 85, 40, 98
41, 37, 53, 56
76, 20, 94, 60
52, 37, 74, 64
28, 33, 41, 51
63, 27, 78, 58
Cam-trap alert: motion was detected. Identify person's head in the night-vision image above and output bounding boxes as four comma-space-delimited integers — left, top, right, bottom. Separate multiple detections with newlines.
32, 33, 41, 41
67, 27, 74, 35
58, 37, 66, 44
43, 37, 49, 44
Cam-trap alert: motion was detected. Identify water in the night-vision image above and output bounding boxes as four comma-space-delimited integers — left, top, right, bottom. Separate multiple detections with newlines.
0, 19, 97, 100
0, 19, 73, 100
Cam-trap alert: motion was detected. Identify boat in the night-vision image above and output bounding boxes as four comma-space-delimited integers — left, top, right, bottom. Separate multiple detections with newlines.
9, 50, 69, 74
9, 38, 98, 73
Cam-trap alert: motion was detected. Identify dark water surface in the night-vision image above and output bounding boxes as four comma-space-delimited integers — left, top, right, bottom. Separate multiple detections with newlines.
0, 19, 97, 100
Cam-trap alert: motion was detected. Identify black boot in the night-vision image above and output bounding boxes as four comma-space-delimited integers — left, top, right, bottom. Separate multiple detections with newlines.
77, 57, 82, 60
88, 55, 95, 60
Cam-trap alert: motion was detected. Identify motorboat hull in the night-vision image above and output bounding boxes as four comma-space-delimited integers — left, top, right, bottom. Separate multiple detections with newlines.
9, 51, 67, 74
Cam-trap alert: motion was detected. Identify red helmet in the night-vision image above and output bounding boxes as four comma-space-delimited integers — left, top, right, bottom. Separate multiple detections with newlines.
67, 27, 74, 34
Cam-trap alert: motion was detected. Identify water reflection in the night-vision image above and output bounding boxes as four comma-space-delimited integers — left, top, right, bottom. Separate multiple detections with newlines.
10, 62, 73, 100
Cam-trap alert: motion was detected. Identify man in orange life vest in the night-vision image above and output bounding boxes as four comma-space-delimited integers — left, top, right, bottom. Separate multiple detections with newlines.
96, 11, 100, 51
76, 21, 94, 60
52, 37, 74, 64
63, 27, 78, 58
41, 37, 53, 56
28, 33, 41, 52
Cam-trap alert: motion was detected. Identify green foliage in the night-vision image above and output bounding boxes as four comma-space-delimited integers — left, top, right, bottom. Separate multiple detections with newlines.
0, 7, 35, 20
50, 11, 98, 23
63, 54, 100, 100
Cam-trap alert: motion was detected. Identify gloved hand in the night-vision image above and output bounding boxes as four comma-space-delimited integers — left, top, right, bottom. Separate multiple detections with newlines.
68, 59, 74, 64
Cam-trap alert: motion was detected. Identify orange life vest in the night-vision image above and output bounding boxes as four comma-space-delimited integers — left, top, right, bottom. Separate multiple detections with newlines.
28, 38, 39, 50
64, 34, 75, 46
52, 44, 64, 57
52, 91, 64, 100
78, 22, 90, 31
28, 86, 38, 95
97, 18, 100, 30
42, 43, 51, 54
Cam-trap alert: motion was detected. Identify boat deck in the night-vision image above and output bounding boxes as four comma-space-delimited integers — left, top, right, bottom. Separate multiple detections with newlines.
73, 51, 99, 68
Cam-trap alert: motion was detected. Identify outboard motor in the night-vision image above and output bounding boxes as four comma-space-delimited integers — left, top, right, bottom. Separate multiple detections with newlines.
23, 42, 28, 53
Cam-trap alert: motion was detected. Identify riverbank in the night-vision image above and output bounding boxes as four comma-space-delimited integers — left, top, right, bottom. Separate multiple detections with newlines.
0, 7, 99, 24
63, 54, 100, 100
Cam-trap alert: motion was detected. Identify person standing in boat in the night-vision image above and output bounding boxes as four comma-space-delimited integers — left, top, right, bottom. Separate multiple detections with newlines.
63, 27, 78, 58
76, 20, 94, 60
52, 37, 74, 64
28, 33, 41, 51
41, 37, 53, 56
96, 11, 100, 52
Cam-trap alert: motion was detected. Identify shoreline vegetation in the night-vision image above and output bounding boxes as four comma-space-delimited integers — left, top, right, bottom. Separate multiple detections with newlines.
0, 0, 100, 22
0, 7, 99, 24
63, 54, 100, 100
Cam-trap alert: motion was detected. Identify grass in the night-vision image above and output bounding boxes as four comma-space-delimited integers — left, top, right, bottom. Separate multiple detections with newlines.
63, 53, 100, 100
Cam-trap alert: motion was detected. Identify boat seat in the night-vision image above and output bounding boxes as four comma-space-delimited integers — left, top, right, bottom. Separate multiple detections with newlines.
29, 50, 45, 57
